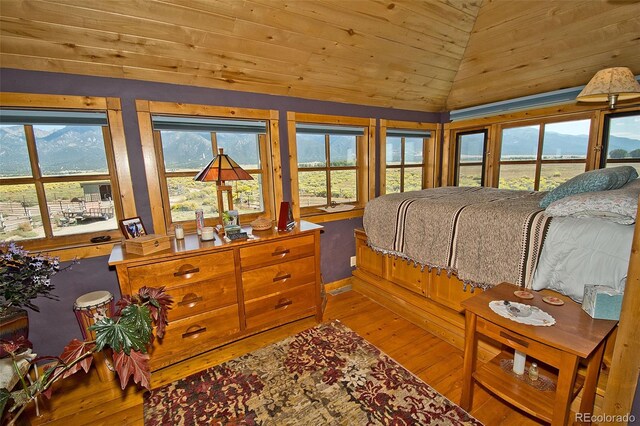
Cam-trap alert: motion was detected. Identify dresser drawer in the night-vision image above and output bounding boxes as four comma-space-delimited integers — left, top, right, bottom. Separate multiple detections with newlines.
242, 256, 315, 300
150, 304, 240, 370
128, 250, 235, 291
168, 275, 237, 321
244, 284, 316, 330
240, 235, 315, 270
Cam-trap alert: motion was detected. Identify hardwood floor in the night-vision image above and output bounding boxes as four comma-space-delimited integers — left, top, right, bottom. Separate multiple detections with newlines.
26, 289, 546, 425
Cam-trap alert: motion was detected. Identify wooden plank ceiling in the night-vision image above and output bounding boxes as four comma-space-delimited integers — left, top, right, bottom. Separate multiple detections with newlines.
0, 0, 638, 112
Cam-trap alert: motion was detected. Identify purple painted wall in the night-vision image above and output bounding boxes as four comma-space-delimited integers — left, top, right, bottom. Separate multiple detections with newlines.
1, 68, 443, 356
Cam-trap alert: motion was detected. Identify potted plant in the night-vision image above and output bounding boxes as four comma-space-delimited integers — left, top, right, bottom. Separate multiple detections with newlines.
0, 242, 78, 357
0, 286, 173, 425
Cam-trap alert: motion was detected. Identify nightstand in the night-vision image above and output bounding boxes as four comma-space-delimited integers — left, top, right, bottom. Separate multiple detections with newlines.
460, 283, 617, 425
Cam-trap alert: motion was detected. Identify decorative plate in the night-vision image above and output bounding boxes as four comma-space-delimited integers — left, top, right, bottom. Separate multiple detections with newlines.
513, 290, 534, 299
542, 296, 565, 306
489, 300, 556, 326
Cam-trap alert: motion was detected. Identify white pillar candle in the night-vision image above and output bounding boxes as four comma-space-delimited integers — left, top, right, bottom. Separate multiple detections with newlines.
513, 350, 526, 375
174, 224, 184, 240
201, 226, 215, 241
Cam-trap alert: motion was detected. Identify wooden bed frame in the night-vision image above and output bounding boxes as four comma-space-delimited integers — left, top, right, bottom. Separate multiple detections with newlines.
353, 198, 640, 417
352, 228, 500, 362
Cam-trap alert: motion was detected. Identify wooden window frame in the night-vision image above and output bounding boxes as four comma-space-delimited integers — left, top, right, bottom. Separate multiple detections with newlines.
453, 129, 488, 187
443, 103, 640, 188
379, 119, 440, 195
136, 100, 282, 236
0, 93, 135, 261
287, 112, 375, 223
496, 113, 595, 191
599, 109, 640, 168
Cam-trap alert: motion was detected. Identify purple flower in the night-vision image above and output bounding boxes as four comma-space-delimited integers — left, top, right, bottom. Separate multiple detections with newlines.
0, 243, 78, 313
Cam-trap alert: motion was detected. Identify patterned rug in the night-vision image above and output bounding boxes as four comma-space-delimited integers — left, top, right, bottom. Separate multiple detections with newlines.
144, 321, 482, 425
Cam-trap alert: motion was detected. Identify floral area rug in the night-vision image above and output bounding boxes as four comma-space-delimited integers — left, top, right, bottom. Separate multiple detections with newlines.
144, 320, 482, 425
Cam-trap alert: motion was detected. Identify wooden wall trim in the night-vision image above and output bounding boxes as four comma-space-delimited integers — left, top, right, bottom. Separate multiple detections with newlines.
286, 111, 301, 220
379, 120, 388, 195
135, 100, 166, 235
267, 119, 284, 217
446, 102, 639, 129
107, 106, 136, 218
367, 118, 376, 202
145, 101, 275, 119
290, 112, 373, 127
0, 92, 108, 109
602, 196, 640, 421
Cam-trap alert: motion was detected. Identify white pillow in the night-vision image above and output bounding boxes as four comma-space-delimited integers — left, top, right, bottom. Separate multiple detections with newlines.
544, 178, 640, 224
532, 216, 633, 302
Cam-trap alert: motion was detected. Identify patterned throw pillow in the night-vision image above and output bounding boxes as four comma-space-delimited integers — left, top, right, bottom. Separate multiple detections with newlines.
545, 178, 640, 224
539, 166, 638, 208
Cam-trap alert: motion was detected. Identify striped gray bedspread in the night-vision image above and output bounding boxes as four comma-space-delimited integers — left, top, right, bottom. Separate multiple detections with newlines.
363, 187, 551, 289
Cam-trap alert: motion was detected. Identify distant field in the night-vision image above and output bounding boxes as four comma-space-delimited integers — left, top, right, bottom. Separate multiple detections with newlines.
4, 161, 639, 241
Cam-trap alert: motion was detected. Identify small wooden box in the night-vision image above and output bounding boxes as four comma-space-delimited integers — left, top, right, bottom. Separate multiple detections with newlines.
123, 234, 171, 256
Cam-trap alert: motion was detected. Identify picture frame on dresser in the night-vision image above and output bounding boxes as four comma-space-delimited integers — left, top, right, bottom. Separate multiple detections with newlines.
277, 201, 295, 232
119, 216, 147, 239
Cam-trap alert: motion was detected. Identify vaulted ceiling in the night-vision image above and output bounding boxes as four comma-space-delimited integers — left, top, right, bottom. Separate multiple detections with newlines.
0, 0, 639, 112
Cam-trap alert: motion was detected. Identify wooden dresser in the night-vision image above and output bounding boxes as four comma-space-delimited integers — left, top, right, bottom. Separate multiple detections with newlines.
108, 221, 323, 370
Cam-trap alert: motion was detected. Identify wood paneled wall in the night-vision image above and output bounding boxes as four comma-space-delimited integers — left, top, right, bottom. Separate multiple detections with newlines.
1, 1, 637, 111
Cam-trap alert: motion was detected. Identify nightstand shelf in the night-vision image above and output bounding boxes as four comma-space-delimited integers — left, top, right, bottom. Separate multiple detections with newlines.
473, 350, 584, 423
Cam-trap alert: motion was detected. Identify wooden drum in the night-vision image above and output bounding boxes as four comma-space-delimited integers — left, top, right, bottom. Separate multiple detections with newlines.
73, 291, 114, 341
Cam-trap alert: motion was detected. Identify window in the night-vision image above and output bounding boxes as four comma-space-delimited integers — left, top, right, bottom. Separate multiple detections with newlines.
287, 112, 374, 220
137, 101, 281, 235
498, 118, 591, 191
382, 127, 432, 194
455, 130, 487, 187
0, 94, 133, 252
601, 111, 640, 174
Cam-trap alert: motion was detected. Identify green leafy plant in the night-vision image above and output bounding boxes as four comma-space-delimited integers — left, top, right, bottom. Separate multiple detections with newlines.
0, 286, 173, 424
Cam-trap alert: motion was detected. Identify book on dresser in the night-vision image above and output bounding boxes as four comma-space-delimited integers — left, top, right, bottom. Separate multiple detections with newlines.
108, 220, 324, 370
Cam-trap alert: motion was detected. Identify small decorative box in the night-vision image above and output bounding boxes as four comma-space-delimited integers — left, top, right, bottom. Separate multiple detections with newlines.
581, 285, 623, 320
123, 234, 171, 256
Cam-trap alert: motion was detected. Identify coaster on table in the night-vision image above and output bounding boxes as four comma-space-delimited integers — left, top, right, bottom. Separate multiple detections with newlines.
514, 290, 534, 300
542, 296, 564, 306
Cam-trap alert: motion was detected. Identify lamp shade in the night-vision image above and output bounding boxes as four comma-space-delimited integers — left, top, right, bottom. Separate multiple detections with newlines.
194, 148, 253, 183
577, 67, 640, 108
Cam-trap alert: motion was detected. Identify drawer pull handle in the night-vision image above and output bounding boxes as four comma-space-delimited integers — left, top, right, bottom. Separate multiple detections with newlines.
273, 273, 292, 282
177, 293, 203, 307
174, 265, 200, 277
271, 247, 290, 257
499, 331, 529, 348
182, 326, 206, 339
275, 298, 293, 309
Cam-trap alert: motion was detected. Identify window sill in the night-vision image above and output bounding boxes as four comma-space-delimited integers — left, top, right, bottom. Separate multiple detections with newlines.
7, 235, 122, 262
300, 207, 364, 224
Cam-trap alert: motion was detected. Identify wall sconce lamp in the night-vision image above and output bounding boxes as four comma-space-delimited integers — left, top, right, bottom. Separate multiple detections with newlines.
577, 67, 640, 109
194, 148, 253, 224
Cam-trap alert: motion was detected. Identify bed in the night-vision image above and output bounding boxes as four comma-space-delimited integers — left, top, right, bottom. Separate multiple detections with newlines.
352, 168, 639, 360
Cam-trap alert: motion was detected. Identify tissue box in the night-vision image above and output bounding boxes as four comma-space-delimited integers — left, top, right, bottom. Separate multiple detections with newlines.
581, 285, 623, 320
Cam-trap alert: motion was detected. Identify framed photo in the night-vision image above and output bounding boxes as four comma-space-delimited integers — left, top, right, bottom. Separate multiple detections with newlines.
223, 210, 241, 234
119, 216, 147, 239
222, 210, 239, 227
